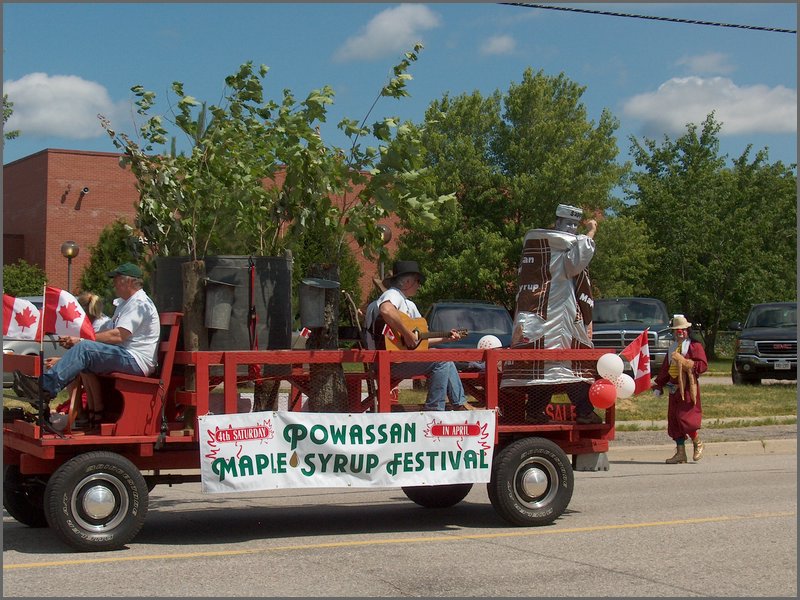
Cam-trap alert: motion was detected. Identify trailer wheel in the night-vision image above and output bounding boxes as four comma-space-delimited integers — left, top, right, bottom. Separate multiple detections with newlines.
402, 483, 473, 508
488, 437, 573, 526
44, 451, 149, 552
3, 466, 48, 528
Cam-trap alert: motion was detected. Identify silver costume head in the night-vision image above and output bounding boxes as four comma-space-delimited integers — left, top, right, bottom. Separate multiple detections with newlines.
554, 204, 582, 234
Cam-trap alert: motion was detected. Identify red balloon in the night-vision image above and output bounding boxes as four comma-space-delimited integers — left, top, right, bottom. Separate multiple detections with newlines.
589, 378, 617, 409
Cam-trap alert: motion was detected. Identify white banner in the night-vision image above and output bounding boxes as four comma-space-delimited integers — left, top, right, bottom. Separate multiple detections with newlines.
199, 410, 497, 493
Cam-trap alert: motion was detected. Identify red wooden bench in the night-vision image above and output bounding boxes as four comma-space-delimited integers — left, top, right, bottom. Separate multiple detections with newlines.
94, 312, 183, 436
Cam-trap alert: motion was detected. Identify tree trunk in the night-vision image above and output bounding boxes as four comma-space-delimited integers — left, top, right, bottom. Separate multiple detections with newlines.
307, 263, 349, 412
252, 378, 280, 412
181, 260, 207, 428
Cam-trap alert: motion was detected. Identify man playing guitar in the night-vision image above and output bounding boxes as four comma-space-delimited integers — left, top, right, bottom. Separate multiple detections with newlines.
367, 260, 476, 411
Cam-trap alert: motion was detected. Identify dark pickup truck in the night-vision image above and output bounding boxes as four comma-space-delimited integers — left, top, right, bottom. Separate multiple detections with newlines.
730, 302, 797, 384
592, 297, 673, 371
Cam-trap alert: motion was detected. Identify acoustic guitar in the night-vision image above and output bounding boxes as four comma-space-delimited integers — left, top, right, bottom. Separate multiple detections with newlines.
384, 313, 468, 351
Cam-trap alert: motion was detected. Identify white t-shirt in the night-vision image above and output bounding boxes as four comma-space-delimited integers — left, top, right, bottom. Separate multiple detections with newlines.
93, 314, 111, 332
110, 289, 160, 375
376, 287, 421, 319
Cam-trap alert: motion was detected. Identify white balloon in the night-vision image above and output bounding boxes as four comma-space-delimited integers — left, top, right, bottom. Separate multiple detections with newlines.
614, 373, 636, 399
597, 353, 624, 380
477, 334, 502, 350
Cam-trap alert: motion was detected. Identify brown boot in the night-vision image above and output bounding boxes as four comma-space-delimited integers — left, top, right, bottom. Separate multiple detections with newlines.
693, 438, 704, 461
665, 446, 687, 464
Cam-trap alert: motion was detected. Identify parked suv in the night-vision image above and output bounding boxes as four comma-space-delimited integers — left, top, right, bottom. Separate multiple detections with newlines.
424, 301, 513, 349
592, 297, 672, 371
730, 302, 797, 384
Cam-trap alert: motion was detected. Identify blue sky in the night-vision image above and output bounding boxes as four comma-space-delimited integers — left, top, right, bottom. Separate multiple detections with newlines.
3, 3, 797, 173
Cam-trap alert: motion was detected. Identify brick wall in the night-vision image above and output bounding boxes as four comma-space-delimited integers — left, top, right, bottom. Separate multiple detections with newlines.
3, 149, 399, 301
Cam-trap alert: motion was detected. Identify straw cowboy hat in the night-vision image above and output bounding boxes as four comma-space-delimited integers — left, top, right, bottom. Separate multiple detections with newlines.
382, 260, 426, 289
669, 314, 692, 329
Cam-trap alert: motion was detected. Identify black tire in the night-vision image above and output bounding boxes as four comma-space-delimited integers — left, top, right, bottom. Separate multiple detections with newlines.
3, 465, 48, 527
488, 437, 573, 527
402, 483, 473, 508
731, 365, 760, 385
44, 451, 149, 551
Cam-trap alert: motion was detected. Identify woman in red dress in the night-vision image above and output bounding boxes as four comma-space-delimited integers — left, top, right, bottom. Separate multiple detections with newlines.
653, 315, 708, 463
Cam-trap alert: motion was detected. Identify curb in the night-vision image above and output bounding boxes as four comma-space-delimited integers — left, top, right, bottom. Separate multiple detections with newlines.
608, 438, 796, 462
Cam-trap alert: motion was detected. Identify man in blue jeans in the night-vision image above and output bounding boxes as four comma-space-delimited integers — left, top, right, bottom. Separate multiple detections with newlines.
366, 260, 475, 411
16, 262, 160, 409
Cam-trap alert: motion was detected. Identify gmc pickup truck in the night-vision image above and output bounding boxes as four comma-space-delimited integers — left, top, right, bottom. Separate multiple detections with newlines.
730, 302, 797, 384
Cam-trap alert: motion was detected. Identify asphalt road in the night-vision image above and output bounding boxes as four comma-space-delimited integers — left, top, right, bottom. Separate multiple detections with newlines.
3, 440, 796, 598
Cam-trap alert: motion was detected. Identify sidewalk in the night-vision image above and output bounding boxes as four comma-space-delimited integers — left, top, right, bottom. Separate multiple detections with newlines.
610, 415, 796, 461
609, 437, 796, 462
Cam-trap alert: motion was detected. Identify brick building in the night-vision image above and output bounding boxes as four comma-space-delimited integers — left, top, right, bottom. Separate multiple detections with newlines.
2, 148, 399, 300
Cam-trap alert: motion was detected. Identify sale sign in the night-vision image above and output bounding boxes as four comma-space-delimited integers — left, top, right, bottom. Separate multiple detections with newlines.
198, 410, 496, 493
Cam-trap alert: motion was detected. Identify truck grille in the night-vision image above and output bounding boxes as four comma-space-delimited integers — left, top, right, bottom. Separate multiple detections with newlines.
592, 330, 658, 352
756, 340, 797, 358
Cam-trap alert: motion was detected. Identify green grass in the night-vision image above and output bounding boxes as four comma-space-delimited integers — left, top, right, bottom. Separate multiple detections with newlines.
616, 416, 796, 432
706, 358, 731, 376
613, 382, 797, 422
397, 380, 796, 425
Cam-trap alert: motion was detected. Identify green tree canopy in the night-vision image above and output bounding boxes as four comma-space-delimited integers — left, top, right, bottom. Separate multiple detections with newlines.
395, 68, 627, 311
2, 259, 47, 297
99, 47, 449, 288
626, 113, 797, 356
3, 94, 20, 142
78, 219, 144, 309
589, 215, 662, 298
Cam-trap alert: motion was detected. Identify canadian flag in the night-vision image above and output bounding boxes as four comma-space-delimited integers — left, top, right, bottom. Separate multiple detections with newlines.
3, 294, 42, 341
381, 323, 396, 341
620, 329, 651, 395
42, 286, 96, 340
299, 327, 311, 338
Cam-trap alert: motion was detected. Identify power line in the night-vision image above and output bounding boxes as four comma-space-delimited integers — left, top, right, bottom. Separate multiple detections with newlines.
500, 3, 797, 34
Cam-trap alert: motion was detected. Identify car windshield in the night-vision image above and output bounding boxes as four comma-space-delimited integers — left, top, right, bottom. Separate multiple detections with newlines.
429, 306, 512, 335
745, 304, 797, 328
19, 296, 43, 310
593, 299, 669, 328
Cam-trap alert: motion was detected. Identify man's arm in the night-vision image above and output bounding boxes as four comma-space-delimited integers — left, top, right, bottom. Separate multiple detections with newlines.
60, 327, 132, 348
585, 219, 597, 239
378, 300, 419, 348
96, 327, 132, 345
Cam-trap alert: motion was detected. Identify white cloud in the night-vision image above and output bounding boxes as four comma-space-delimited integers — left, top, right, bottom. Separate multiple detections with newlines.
4, 72, 129, 139
480, 35, 516, 56
676, 52, 735, 75
623, 76, 796, 136
333, 4, 440, 62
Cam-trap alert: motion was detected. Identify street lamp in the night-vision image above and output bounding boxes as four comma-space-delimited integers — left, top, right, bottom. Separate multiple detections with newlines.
60, 241, 79, 292
377, 224, 392, 281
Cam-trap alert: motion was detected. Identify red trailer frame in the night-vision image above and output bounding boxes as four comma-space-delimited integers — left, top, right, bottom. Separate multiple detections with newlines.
3, 313, 615, 551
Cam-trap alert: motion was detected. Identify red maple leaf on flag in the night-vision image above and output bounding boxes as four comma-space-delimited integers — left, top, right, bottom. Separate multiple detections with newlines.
15, 306, 39, 331
58, 301, 82, 325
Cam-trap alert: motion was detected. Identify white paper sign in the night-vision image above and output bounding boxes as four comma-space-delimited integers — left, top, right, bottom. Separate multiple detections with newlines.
198, 410, 497, 493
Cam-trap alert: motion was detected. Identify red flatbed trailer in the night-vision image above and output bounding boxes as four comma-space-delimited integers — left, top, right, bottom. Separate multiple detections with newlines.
3, 313, 615, 551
